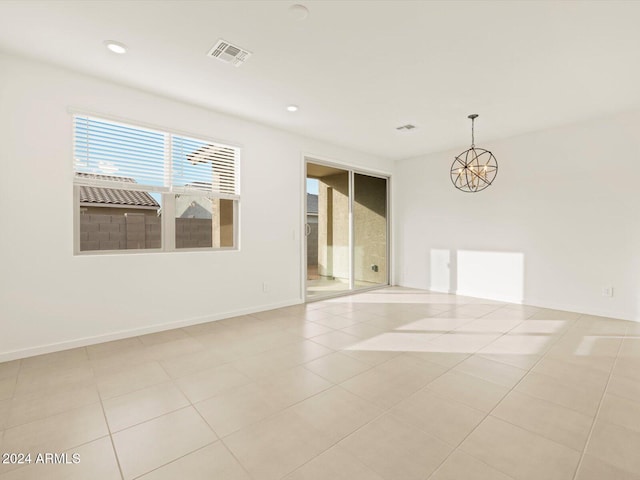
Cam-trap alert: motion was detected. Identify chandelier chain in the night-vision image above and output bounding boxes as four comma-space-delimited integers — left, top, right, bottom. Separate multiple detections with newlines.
471, 117, 475, 147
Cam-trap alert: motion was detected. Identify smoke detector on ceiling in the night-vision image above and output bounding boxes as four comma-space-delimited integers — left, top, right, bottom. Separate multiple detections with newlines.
207, 39, 252, 66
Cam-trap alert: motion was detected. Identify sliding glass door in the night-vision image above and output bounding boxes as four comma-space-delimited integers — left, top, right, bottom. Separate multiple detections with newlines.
305, 161, 388, 300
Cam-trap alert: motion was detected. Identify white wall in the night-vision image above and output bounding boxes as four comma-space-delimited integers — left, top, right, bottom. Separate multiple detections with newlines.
0, 53, 392, 360
395, 110, 640, 321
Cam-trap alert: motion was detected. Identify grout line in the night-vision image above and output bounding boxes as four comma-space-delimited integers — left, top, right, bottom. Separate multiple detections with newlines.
90, 362, 126, 480
569, 324, 626, 480
423, 318, 573, 480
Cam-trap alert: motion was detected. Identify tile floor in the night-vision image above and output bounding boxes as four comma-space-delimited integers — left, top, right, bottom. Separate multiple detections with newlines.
1, 287, 639, 479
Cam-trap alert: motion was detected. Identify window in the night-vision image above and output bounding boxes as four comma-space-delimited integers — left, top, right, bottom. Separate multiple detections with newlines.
73, 115, 239, 253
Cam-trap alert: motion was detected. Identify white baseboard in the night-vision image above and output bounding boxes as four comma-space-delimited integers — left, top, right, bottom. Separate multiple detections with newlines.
398, 282, 639, 323
0, 298, 304, 363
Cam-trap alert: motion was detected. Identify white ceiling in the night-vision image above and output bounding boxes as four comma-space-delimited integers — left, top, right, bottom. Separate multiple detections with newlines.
1, 0, 639, 160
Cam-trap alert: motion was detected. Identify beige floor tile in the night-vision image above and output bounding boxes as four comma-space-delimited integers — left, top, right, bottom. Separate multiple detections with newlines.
460, 416, 580, 480
144, 337, 205, 362
253, 366, 333, 410
337, 310, 388, 323
395, 317, 474, 333
19, 348, 88, 372
453, 355, 527, 388
499, 304, 541, 317
492, 391, 593, 450
509, 320, 570, 334
532, 356, 609, 390
480, 334, 553, 356
529, 309, 580, 320
454, 318, 522, 334
425, 370, 509, 413
310, 315, 360, 330
285, 322, 334, 339
195, 383, 282, 437
449, 304, 502, 317
545, 352, 615, 374
608, 374, 640, 403
574, 315, 630, 334
339, 322, 390, 340
0, 378, 16, 401
0, 399, 9, 430
137, 442, 250, 480
96, 361, 170, 399
344, 331, 443, 353
340, 356, 446, 409
586, 420, 640, 474
13, 364, 93, 397
159, 348, 228, 379
232, 340, 332, 379
338, 413, 453, 480
6, 382, 99, 428
86, 336, 144, 358
290, 386, 383, 443
112, 406, 217, 480
598, 393, 640, 433
310, 330, 360, 350
341, 348, 402, 366
283, 445, 385, 480
390, 388, 485, 446
0, 436, 120, 480
515, 372, 603, 416
303, 352, 371, 383
0, 361, 20, 381
430, 450, 515, 480
182, 319, 227, 336
477, 353, 540, 370
575, 454, 640, 480
174, 363, 251, 403
613, 357, 640, 383
408, 351, 470, 368
0, 403, 108, 466
223, 409, 334, 480
547, 333, 622, 358
481, 309, 533, 321
89, 346, 154, 376
103, 381, 190, 432
421, 333, 502, 354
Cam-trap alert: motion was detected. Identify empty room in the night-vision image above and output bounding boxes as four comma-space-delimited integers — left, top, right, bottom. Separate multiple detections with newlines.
1, 1, 640, 479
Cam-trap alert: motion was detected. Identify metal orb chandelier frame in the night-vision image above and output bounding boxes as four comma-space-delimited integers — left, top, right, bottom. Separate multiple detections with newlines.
450, 114, 498, 193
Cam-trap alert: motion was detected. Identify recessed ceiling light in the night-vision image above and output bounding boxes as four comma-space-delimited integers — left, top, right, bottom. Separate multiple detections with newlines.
287, 105, 299, 112
104, 40, 127, 54
288, 4, 309, 20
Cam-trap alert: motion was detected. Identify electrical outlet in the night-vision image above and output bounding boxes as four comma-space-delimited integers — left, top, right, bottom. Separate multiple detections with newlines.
602, 287, 613, 297
262, 282, 269, 293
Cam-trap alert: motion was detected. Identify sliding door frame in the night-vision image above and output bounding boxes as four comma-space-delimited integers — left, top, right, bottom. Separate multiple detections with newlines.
302, 154, 391, 302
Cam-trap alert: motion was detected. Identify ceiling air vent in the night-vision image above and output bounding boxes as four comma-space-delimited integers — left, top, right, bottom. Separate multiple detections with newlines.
207, 39, 252, 66
396, 124, 416, 131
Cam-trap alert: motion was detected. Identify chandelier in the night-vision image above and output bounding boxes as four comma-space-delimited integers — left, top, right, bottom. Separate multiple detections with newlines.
450, 114, 498, 192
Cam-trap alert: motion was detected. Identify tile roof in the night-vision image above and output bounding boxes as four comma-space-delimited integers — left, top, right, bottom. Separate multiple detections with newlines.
77, 173, 160, 208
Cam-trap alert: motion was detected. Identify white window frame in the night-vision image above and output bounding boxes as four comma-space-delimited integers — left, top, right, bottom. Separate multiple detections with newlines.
72, 113, 241, 255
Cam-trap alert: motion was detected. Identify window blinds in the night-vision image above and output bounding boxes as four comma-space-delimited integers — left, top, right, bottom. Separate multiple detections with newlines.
73, 115, 239, 197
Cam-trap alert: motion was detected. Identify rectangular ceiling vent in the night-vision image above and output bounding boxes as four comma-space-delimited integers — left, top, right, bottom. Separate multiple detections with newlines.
207, 39, 252, 67
396, 124, 416, 131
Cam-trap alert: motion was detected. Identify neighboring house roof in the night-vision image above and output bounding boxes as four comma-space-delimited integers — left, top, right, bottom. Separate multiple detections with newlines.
76, 173, 160, 209
307, 193, 318, 214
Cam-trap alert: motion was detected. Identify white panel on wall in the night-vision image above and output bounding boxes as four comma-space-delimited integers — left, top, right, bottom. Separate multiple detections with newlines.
395, 110, 640, 321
